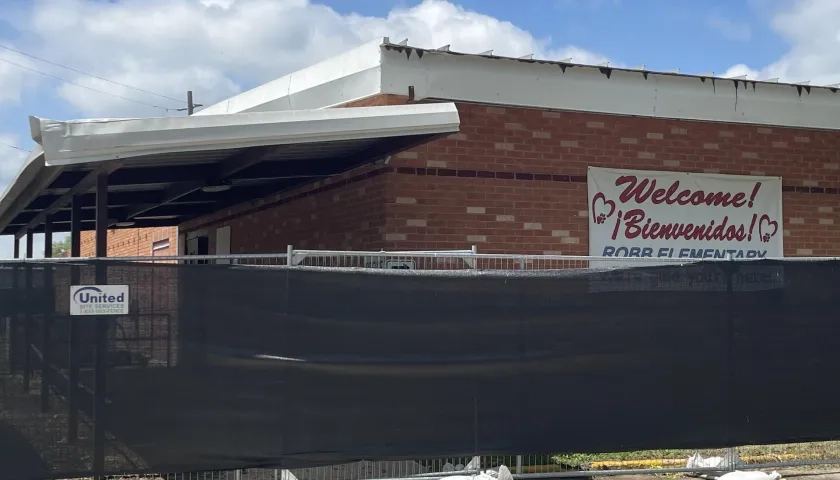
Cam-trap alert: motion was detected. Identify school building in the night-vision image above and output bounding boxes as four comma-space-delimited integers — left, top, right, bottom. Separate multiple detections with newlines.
4, 37, 840, 259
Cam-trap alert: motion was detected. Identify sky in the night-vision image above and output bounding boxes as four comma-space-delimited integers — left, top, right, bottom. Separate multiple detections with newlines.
0, 0, 838, 258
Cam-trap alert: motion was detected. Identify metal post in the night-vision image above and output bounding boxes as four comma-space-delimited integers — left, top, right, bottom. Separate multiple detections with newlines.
726, 447, 738, 471
93, 172, 109, 474
725, 253, 737, 471
187, 90, 195, 115
67, 195, 81, 443
25, 230, 33, 258
286, 244, 294, 266
516, 455, 523, 474
40, 215, 53, 413
9, 237, 20, 372
234, 469, 242, 480
22, 230, 33, 392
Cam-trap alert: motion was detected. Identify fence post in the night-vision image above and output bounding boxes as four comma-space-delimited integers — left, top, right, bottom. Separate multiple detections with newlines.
287, 244, 294, 266
515, 455, 522, 474
40, 264, 53, 413
234, 469, 243, 480
726, 447, 738, 472
22, 260, 32, 392
67, 261, 81, 443
725, 252, 738, 472
93, 259, 108, 474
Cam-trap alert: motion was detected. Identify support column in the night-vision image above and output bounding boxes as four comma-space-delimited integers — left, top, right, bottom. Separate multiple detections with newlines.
9, 237, 20, 372
67, 196, 81, 443
93, 173, 109, 474
41, 215, 53, 413
22, 230, 33, 392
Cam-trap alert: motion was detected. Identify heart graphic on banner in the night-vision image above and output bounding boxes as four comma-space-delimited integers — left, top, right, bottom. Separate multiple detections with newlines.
758, 214, 778, 243
591, 193, 616, 225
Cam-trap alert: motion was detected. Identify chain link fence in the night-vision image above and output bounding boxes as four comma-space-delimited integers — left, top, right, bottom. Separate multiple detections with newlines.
2, 248, 837, 479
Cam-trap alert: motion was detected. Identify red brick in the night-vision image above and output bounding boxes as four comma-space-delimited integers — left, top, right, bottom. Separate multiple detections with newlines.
80, 227, 177, 257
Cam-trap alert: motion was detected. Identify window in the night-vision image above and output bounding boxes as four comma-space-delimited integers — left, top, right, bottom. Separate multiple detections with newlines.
151, 239, 170, 256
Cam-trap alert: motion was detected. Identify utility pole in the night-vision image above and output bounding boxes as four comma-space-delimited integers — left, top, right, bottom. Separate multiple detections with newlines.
187, 90, 195, 115
178, 91, 202, 115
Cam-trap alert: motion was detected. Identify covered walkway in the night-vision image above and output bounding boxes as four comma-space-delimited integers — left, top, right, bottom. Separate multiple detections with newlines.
0, 102, 459, 251
0, 102, 459, 476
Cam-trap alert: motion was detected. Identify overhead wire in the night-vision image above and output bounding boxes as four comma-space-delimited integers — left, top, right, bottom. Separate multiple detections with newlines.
0, 142, 28, 153
0, 44, 186, 105
0, 56, 174, 111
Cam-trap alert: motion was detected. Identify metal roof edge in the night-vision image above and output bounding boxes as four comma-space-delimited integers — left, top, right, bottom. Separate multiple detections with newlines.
197, 37, 386, 116
36, 103, 460, 166
378, 41, 840, 131
0, 145, 63, 239
380, 40, 836, 94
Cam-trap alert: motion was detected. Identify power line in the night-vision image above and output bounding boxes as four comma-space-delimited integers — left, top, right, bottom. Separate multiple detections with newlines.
0, 44, 186, 104
0, 56, 173, 111
0, 142, 28, 153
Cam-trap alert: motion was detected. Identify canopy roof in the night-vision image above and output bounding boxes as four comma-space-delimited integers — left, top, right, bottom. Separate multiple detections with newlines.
0, 103, 460, 237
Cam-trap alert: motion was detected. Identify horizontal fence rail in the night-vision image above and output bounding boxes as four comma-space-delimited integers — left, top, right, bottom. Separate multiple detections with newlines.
5, 246, 831, 268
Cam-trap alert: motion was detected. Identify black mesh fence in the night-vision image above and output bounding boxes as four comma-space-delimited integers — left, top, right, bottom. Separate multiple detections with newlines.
0, 259, 839, 479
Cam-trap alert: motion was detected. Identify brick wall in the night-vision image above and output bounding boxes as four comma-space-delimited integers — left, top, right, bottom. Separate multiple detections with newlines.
179, 168, 389, 253
374, 101, 840, 256
80, 226, 178, 257
171, 95, 840, 257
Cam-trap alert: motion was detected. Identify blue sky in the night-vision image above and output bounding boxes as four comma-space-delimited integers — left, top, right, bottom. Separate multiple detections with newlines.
0, 0, 834, 257
322, 0, 786, 73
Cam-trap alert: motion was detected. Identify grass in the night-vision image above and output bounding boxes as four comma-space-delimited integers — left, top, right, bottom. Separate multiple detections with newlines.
552, 442, 840, 469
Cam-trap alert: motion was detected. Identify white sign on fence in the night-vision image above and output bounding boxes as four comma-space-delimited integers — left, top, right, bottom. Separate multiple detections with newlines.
70, 285, 130, 316
588, 167, 783, 264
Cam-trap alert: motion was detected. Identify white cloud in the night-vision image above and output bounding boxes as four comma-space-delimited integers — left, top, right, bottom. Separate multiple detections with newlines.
0, 0, 610, 118
708, 14, 752, 41
722, 63, 761, 79
724, 0, 840, 84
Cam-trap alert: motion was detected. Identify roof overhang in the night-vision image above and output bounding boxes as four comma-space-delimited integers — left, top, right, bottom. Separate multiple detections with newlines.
0, 102, 460, 237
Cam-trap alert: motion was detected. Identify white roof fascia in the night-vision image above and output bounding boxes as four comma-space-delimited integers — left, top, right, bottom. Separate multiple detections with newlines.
379, 46, 840, 131
0, 145, 56, 235
34, 102, 461, 167
197, 38, 385, 115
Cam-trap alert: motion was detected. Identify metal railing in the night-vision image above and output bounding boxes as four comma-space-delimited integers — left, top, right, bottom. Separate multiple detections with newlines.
10, 247, 838, 479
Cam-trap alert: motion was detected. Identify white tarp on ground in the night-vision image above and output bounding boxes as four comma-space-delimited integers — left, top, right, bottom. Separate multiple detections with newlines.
30, 103, 461, 167
442, 465, 514, 480
687, 452, 745, 471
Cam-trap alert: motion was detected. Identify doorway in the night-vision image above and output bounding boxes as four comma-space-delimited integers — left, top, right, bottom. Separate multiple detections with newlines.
185, 234, 209, 264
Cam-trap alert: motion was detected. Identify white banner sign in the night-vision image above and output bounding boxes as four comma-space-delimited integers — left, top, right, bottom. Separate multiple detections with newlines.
588, 167, 783, 263
70, 285, 130, 316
